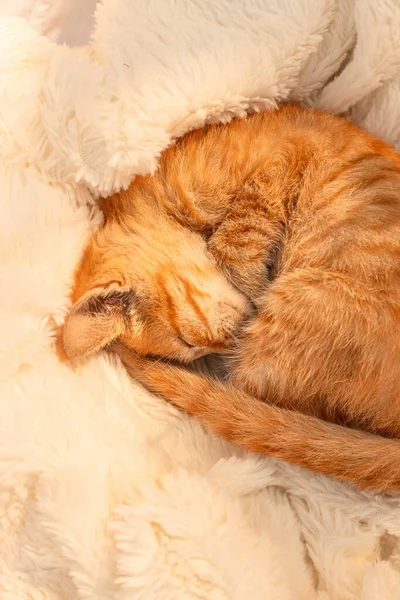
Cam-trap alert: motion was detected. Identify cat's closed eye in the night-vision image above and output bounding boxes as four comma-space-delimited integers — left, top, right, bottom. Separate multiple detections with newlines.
65, 103, 400, 492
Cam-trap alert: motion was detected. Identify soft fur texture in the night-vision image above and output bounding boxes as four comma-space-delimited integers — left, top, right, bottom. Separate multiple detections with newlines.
2, 1, 400, 598
64, 105, 400, 491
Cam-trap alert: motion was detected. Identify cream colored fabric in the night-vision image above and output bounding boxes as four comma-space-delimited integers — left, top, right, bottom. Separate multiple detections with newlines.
1, 2, 400, 598
0, 0, 96, 44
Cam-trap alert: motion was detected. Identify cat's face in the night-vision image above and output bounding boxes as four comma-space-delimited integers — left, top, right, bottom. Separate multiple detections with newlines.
63, 213, 249, 363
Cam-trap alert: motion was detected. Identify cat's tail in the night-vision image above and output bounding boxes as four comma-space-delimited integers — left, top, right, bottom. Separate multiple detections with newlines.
115, 346, 400, 491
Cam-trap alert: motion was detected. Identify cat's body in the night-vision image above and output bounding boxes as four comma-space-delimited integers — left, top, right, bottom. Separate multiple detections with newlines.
64, 105, 400, 491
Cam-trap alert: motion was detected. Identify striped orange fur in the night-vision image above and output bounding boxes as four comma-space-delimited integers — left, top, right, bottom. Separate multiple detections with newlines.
63, 105, 400, 491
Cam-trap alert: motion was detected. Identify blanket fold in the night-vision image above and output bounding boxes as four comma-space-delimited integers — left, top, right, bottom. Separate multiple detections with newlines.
1, 1, 400, 598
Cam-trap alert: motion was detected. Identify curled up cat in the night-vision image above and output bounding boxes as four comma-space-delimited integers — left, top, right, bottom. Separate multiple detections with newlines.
62, 104, 400, 492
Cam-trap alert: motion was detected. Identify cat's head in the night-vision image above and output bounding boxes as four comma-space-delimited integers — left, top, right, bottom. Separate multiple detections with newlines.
63, 210, 249, 363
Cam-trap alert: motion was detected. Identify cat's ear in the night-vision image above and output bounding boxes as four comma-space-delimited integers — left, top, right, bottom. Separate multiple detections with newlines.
63, 287, 136, 361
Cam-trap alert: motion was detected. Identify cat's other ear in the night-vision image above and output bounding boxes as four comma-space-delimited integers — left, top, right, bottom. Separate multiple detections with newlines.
62, 287, 136, 361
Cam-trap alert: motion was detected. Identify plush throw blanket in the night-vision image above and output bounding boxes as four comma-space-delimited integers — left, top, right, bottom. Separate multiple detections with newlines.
2, 1, 400, 598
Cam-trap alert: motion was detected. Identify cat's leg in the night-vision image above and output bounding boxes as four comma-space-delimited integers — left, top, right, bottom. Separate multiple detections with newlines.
207, 178, 286, 303
230, 267, 358, 418
230, 267, 400, 436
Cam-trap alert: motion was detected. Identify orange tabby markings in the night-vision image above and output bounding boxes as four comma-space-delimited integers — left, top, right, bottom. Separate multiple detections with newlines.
63, 104, 400, 491
113, 343, 400, 490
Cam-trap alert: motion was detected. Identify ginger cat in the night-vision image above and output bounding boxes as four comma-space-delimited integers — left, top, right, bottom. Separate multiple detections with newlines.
63, 105, 400, 491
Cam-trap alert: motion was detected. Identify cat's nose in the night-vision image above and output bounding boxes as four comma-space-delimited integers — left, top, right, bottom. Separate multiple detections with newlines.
188, 344, 230, 361
209, 301, 250, 347
189, 346, 216, 359
221, 299, 250, 325
181, 295, 250, 356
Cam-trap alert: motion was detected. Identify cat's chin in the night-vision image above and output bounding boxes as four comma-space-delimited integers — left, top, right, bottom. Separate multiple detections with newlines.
192, 353, 229, 379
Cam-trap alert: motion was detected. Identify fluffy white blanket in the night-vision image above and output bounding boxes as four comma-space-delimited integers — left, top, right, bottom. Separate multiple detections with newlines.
2, 1, 400, 598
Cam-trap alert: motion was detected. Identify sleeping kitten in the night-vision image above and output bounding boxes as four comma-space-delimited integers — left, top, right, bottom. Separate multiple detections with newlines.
63, 104, 400, 491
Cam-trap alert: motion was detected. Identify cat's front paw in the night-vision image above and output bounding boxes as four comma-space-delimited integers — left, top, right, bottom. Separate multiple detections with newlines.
207, 233, 265, 303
